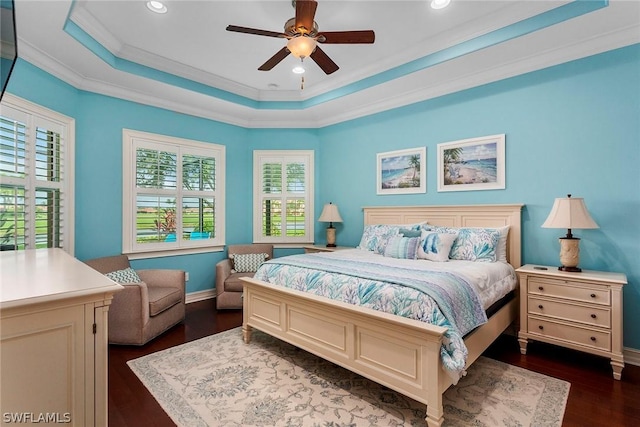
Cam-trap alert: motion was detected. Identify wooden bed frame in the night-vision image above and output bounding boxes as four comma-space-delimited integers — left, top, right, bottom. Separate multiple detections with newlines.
241, 204, 524, 426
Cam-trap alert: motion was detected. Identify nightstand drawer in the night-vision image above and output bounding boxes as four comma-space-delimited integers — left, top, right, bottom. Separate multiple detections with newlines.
527, 316, 611, 352
528, 296, 611, 328
528, 278, 610, 305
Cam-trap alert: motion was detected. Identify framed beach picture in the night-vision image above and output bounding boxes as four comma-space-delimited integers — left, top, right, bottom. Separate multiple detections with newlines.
437, 134, 505, 192
377, 147, 426, 195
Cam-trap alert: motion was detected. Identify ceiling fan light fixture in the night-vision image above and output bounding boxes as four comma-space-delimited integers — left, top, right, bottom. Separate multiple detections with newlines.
430, 0, 451, 10
287, 36, 317, 58
146, 0, 167, 14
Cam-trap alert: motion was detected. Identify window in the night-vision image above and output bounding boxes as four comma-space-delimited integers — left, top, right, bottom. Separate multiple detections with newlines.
123, 129, 225, 257
253, 150, 314, 245
0, 94, 75, 253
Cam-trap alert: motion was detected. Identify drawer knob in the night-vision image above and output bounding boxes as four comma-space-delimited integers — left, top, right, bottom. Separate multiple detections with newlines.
590, 336, 596, 341
591, 293, 596, 298
591, 314, 597, 319
538, 304, 544, 310
538, 286, 544, 291
538, 325, 544, 330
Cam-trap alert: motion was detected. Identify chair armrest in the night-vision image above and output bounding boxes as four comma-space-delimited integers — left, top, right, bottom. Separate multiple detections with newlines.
215, 259, 233, 296
109, 282, 150, 327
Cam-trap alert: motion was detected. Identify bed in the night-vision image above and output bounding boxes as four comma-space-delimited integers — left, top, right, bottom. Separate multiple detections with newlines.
240, 204, 523, 427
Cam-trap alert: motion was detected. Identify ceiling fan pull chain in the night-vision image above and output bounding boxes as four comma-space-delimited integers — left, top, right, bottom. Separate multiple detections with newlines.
301, 75, 305, 90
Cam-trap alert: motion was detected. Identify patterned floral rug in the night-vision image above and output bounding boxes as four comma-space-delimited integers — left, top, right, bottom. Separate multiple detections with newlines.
128, 327, 570, 426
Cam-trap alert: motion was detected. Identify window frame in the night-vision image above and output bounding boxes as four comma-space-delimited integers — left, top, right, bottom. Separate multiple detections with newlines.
253, 150, 314, 247
0, 93, 75, 254
122, 129, 225, 259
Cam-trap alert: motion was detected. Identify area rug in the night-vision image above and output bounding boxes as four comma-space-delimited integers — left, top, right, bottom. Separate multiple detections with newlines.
128, 327, 570, 426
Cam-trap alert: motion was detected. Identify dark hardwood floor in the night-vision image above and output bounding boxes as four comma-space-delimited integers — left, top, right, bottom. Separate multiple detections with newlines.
109, 299, 640, 426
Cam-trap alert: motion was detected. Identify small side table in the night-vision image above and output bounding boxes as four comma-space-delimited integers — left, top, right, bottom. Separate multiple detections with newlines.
516, 264, 627, 380
303, 245, 351, 254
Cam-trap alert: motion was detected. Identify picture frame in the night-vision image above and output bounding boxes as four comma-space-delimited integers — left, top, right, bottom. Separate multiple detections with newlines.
437, 134, 505, 192
377, 147, 426, 195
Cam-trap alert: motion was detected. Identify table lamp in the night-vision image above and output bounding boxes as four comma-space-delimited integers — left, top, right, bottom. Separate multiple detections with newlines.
541, 194, 599, 272
318, 202, 343, 247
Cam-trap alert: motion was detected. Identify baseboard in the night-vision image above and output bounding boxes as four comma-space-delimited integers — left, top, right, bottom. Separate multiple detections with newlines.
624, 347, 640, 367
186, 289, 216, 304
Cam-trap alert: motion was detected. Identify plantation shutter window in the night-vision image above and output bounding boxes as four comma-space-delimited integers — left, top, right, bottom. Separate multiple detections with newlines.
123, 129, 225, 257
0, 95, 74, 253
253, 150, 314, 245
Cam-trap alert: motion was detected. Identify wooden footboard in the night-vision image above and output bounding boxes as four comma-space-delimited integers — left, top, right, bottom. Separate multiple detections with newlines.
241, 277, 518, 427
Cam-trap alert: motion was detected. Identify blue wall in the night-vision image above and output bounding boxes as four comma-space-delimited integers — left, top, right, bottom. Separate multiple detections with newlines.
5, 45, 639, 349
318, 44, 640, 349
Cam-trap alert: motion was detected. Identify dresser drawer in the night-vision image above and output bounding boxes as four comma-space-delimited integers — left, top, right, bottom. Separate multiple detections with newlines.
528, 277, 610, 306
527, 316, 611, 352
528, 296, 611, 328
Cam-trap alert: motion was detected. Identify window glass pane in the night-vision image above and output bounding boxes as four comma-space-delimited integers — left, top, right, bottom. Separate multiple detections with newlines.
136, 148, 177, 189
34, 188, 61, 249
286, 162, 305, 193
262, 199, 282, 237
285, 199, 306, 236
183, 155, 215, 191
0, 116, 27, 179
0, 185, 25, 250
35, 128, 62, 182
136, 196, 176, 243
182, 197, 214, 240
262, 163, 282, 194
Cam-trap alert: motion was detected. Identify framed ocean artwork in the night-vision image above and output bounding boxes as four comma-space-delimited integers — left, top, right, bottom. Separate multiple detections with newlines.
376, 147, 426, 195
437, 134, 505, 192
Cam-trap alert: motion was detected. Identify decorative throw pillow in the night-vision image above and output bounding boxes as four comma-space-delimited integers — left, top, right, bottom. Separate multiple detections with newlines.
357, 224, 402, 254
230, 253, 269, 273
105, 267, 141, 283
383, 236, 421, 260
417, 231, 457, 262
399, 228, 422, 238
449, 228, 501, 262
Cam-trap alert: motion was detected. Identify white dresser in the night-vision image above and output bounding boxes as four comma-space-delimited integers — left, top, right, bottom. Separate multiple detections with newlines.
0, 249, 122, 426
516, 264, 626, 380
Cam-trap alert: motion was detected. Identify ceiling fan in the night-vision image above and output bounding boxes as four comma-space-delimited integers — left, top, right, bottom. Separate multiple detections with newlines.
226, 0, 375, 75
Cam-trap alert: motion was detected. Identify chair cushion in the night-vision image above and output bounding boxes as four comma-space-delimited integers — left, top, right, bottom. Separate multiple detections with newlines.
224, 272, 255, 292
147, 286, 182, 317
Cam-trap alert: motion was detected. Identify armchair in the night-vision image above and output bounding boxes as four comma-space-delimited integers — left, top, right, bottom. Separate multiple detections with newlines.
215, 244, 273, 309
84, 255, 186, 345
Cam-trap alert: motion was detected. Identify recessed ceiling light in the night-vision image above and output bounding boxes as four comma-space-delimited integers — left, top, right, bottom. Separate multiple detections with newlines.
146, 1, 167, 14
430, 0, 451, 10
292, 65, 305, 74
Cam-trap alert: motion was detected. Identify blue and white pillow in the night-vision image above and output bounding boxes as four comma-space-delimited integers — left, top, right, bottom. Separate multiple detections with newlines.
430, 226, 502, 262
358, 223, 425, 254
383, 236, 421, 260
106, 267, 141, 283
417, 231, 458, 262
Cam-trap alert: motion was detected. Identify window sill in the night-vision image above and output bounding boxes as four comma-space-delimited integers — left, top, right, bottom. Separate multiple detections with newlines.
125, 245, 224, 260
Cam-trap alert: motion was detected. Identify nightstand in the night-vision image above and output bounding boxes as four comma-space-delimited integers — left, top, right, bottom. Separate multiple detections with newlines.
303, 245, 350, 254
516, 264, 627, 380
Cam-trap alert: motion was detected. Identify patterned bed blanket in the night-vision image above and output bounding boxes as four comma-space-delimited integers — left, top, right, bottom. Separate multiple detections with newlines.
253, 252, 489, 382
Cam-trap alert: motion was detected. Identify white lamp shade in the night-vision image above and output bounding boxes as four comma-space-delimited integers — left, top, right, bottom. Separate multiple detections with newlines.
318, 203, 342, 223
287, 36, 317, 58
541, 196, 599, 229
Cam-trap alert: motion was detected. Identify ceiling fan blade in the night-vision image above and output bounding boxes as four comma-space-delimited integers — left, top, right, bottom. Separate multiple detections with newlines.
318, 30, 375, 44
310, 46, 339, 75
295, 0, 317, 34
258, 47, 291, 71
226, 25, 287, 39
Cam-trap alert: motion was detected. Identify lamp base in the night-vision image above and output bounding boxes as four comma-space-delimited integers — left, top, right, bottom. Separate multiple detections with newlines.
326, 226, 336, 247
558, 266, 582, 272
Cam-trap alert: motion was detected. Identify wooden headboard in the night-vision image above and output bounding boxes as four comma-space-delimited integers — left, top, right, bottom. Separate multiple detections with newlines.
363, 204, 524, 267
